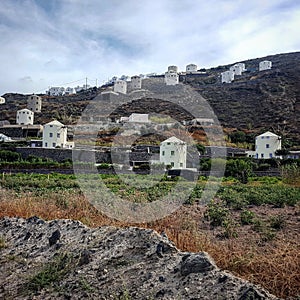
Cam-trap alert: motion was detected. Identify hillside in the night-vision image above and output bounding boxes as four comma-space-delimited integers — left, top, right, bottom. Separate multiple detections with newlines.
1, 51, 300, 143
187, 51, 300, 142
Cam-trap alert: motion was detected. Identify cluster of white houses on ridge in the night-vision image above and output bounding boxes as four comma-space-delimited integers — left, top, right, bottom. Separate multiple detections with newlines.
5, 94, 74, 149
46, 85, 91, 96
221, 60, 272, 83
42, 58, 274, 98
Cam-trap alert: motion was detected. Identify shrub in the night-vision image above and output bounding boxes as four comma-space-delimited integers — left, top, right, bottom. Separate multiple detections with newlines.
225, 159, 253, 184
221, 218, 239, 238
240, 210, 256, 225
269, 214, 286, 230
0, 150, 21, 162
26, 253, 74, 292
205, 199, 229, 227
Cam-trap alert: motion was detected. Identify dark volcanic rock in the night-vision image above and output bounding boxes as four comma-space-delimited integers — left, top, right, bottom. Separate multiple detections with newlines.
0, 217, 280, 300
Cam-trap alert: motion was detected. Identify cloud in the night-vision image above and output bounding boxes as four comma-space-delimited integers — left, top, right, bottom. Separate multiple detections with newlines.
19, 76, 33, 83
0, 0, 300, 95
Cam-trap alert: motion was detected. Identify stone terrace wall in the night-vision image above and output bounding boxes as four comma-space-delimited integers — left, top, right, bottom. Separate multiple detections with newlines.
15, 147, 152, 164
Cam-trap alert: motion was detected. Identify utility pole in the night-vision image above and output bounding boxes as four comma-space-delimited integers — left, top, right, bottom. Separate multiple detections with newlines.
96, 79, 98, 88
85, 77, 88, 90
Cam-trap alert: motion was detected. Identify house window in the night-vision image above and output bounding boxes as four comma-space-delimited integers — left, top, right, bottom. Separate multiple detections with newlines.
180, 163, 183, 167
261, 136, 264, 139
52, 142, 56, 147
261, 153, 264, 158
162, 151, 165, 156
266, 144, 269, 148
50, 125, 53, 128
171, 151, 175, 155
171, 162, 174, 167
49, 132, 53, 137
167, 142, 170, 145
57, 133, 60, 138
269, 153, 273, 158
45, 142, 48, 147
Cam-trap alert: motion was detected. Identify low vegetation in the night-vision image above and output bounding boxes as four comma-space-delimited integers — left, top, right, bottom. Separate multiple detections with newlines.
0, 170, 299, 298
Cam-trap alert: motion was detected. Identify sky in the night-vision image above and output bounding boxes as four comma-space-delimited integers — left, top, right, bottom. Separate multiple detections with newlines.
0, 0, 300, 95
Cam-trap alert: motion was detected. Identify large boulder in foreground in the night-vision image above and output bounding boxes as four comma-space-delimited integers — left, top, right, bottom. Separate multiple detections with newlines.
0, 217, 279, 300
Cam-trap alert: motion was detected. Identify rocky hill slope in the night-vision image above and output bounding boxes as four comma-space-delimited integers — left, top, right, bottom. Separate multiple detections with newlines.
0, 217, 279, 299
188, 51, 300, 142
1, 51, 300, 143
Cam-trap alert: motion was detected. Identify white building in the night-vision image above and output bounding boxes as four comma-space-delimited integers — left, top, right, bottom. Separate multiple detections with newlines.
48, 87, 65, 96
248, 131, 281, 159
42, 120, 74, 149
16, 109, 34, 125
0, 134, 11, 142
114, 80, 127, 94
235, 63, 246, 72
186, 64, 198, 73
128, 113, 149, 123
221, 70, 234, 83
0, 97, 5, 104
165, 71, 179, 85
27, 95, 42, 113
230, 64, 243, 76
160, 136, 187, 169
167, 65, 178, 73
259, 60, 272, 71
65, 87, 75, 95
130, 75, 142, 90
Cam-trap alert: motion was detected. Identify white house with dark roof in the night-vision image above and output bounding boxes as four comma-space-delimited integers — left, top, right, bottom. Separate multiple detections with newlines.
160, 136, 187, 169
42, 120, 74, 149
16, 109, 34, 125
247, 131, 281, 159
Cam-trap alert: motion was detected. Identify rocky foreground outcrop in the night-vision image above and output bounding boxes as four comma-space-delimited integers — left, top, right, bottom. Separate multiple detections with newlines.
0, 217, 279, 299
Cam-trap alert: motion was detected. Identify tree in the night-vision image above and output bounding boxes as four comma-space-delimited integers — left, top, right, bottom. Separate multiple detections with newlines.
225, 159, 253, 183
229, 131, 246, 143
196, 143, 205, 155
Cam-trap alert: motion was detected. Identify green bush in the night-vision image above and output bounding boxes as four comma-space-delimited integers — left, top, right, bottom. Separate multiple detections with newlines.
240, 210, 256, 225
205, 200, 229, 227
0, 150, 21, 162
225, 159, 253, 183
269, 214, 286, 230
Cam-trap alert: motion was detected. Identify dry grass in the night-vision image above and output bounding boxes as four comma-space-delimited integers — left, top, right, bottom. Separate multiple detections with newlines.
0, 189, 299, 299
